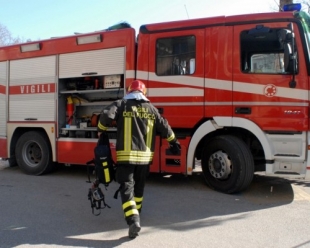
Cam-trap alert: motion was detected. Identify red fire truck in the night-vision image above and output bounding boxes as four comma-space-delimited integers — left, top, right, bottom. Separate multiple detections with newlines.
1, 4, 310, 193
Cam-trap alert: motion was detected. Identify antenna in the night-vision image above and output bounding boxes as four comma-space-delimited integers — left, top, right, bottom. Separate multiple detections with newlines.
184, 5, 190, 19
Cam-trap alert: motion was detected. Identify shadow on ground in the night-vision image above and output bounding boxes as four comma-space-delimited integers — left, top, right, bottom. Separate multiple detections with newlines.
0, 162, 305, 248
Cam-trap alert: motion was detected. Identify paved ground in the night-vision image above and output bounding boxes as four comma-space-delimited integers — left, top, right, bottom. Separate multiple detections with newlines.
1, 159, 310, 248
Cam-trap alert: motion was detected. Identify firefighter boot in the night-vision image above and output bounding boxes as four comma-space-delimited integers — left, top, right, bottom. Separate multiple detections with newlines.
128, 222, 141, 239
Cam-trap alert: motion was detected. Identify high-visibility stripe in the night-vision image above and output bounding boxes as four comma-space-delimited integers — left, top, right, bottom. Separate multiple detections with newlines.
125, 209, 139, 217
146, 119, 154, 150
98, 122, 108, 131
117, 150, 154, 163
103, 168, 110, 183
134, 196, 143, 202
124, 117, 131, 151
134, 196, 143, 210
102, 161, 110, 183
122, 200, 136, 210
117, 151, 153, 157
167, 133, 175, 142
117, 156, 153, 163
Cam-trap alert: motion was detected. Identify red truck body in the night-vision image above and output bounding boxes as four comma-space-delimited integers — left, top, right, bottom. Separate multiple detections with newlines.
1, 7, 310, 193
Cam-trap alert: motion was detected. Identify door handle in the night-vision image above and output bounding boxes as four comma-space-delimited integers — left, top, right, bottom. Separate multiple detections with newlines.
235, 107, 251, 114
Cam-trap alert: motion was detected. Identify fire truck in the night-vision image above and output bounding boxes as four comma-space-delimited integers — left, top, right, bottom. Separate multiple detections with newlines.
1, 3, 310, 193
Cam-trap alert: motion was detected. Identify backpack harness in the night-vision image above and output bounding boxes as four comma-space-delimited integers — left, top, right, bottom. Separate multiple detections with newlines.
86, 132, 120, 216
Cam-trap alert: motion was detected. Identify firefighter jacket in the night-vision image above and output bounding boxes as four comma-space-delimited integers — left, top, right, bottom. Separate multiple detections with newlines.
97, 93, 176, 165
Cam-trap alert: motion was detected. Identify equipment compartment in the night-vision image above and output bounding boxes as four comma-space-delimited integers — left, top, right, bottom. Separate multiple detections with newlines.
58, 75, 124, 138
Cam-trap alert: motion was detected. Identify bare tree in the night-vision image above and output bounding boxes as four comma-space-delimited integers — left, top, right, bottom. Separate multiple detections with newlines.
300, 0, 310, 13
0, 23, 26, 46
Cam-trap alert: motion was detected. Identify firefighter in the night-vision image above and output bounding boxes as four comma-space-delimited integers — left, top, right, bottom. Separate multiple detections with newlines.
97, 80, 180, 239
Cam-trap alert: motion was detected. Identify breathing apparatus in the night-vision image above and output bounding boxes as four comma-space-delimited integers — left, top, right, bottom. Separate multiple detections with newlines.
87, 179, 110, 216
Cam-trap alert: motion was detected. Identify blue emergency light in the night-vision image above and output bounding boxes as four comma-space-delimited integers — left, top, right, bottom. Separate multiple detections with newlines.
283, 3, 302, 11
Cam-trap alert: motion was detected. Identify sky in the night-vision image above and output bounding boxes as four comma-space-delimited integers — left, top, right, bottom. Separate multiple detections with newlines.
0, 0, 282, 42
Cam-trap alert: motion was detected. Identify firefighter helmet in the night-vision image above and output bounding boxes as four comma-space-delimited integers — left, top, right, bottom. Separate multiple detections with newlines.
127, 80, 147, 95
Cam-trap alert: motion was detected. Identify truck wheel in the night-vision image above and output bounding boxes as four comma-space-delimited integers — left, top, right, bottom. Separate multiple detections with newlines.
201, 135, 254, 194
16, 131, 53, 175
8, 156, 17, 167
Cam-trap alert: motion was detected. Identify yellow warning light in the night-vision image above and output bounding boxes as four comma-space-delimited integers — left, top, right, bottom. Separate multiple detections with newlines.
51, 127, 54, 133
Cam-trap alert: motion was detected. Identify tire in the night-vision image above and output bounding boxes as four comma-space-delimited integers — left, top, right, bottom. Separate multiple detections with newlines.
201, 135, 254, 194
8, 156, 18, 167
16, 131, 53, 175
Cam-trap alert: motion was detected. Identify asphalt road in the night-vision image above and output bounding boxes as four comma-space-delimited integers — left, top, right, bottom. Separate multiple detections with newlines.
1, 160, 310, 248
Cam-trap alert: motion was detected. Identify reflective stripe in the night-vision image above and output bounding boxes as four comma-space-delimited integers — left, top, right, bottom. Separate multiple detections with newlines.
117, 150, 154, 163
146, 119, 154, 150
122, 200, 136, 210
134, 197, 143, 210
125, 209, 139, 217
117, 156, 153, 163
134, 196, 143, 203
117, 151, 153, 157
98, 122, 108, 131
167, 133, 175, 142
124, 117, 132, 151
103, 168, 110, 183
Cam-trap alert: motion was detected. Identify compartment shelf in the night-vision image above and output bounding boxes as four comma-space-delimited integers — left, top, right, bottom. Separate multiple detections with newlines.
60, 127, 117, 139
74, 101, 114, 106
58, 75, 123, 140
60, 88, 124, 94
61, 127, 116, 131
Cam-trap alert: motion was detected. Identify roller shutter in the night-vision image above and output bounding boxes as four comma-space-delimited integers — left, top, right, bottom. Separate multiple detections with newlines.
0, 61, 7, 136
9, 56, 57, 122
59, 47, 125, 78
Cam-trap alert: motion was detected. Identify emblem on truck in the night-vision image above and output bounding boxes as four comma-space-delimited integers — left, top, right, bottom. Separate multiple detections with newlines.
264, 84, 277, 97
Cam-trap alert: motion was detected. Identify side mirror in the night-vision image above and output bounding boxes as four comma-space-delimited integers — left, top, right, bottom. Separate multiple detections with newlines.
278, 24, 298, 88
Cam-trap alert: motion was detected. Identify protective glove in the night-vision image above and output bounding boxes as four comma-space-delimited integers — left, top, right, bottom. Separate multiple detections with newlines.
169, 140, 181, 155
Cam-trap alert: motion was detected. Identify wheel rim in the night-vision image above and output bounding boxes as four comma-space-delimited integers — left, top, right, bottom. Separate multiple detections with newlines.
208, 150, 231, 179
21, 140, 42, 167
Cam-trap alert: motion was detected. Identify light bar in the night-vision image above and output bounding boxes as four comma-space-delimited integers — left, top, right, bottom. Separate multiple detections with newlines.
76, 34, 102, 45
20, 43, 41, 52
283, 3, 302, 12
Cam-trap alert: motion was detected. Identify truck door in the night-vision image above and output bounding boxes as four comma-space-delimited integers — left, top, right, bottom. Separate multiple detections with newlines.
232, 22, 308, 164
147, 29, 204, 128
147, 29, 204, 173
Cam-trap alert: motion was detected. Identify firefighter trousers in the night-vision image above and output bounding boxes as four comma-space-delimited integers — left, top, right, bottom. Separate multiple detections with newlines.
115, 163, 149, 225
